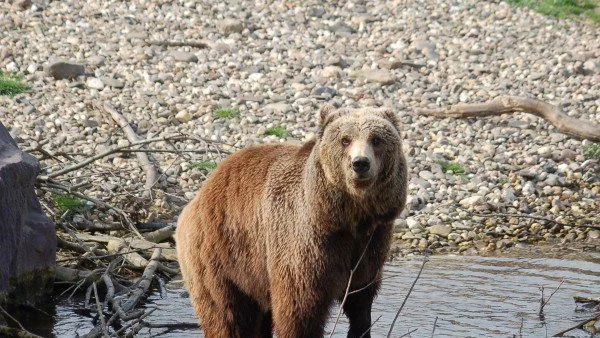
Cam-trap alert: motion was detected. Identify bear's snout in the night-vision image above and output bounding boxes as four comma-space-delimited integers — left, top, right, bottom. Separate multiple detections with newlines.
352, 156, 371, 174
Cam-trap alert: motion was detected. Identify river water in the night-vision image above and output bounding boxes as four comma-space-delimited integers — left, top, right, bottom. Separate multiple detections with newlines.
46, 254, 599, 337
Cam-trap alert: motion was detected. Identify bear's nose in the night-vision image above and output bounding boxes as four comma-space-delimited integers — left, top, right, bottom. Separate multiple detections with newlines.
352, 157, 370, 174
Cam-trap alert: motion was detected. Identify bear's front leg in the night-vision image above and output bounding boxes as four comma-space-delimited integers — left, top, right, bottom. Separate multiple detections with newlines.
342, 279, 379, 338
270, 267, 332, 338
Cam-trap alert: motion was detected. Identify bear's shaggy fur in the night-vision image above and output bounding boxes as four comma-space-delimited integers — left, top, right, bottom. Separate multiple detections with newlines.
176, 105, 407, 338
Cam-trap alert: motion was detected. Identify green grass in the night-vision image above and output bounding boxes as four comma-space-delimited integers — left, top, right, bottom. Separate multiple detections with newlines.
214, 108, 239, 119
0, 71, 30, 96
53, 193, 87, 212
265, 126, 287, 138
438, 161, 467, 175
190, 160, 218, 172
583, 143, 600, 160
506, 0, 600, 22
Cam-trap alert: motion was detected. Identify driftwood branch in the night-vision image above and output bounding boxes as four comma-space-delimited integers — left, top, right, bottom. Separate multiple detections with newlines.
418, 96, 600, 141
99, 103, 159, 198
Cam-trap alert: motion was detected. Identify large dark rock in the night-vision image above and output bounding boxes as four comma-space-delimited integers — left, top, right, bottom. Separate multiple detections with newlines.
0, 122, 55, 305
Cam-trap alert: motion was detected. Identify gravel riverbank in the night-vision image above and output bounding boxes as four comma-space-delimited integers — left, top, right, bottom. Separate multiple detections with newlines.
1, 0, 599, 256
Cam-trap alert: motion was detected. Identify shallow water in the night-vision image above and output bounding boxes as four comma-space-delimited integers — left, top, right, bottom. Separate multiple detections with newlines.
45, 255, 600, 337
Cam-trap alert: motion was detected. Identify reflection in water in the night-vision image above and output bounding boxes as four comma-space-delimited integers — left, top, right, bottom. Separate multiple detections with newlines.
50, 255, 600, 337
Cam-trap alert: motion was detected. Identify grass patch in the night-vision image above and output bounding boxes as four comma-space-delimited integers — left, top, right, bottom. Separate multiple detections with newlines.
190, 160, 218, 172
265, 126, 287, 138
437, 161, 467, 175
53, 193, 87, 212
0, 71, 30, 96
506, 0, 600, 22
583, 143, 600, 160
214, 108, 239, 119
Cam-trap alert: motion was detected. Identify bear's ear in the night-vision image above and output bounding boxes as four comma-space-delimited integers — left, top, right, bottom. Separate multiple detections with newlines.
378, 108, 401, 131
318, 104, 342, 137
319, 104, 336, 126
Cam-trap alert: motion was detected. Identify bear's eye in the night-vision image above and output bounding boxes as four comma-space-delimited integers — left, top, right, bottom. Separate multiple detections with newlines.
341, 137, 350, 147
371, 136, 382, 146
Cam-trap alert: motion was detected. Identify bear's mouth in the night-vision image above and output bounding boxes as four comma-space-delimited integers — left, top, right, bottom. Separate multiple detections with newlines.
353, 176, 374, 188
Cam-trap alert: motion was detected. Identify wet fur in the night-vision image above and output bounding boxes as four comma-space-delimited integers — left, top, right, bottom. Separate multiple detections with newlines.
176, 105, 408, 338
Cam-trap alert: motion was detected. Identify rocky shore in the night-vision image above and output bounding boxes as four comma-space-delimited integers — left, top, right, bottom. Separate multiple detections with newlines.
1, 0, 599, 256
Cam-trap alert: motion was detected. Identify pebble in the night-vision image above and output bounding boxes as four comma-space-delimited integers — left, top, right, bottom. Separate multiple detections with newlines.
359, 69, 395, 84
172, 51, 198, 63
217, 19, 243, 35
175, 110, 192, 123
459, 195, 484, 207
86, 77, 105, 90
45, 60, 85, 80
102, 77, 125, 88
429, 224, 452, 238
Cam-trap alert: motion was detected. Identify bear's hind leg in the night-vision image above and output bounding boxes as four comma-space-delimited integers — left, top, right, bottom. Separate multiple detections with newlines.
188, 274, 264, 338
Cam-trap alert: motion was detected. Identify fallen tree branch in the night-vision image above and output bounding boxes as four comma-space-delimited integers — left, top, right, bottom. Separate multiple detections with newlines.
418, 96, 600, 141
39, 135, 185, 181
146, 40, 211, 48
99, 103, 159, 199
143, 225, 175, 243
82, 249, 162, 338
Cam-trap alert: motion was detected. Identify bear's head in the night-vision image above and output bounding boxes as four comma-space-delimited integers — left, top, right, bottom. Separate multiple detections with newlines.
316, 104, 404, 197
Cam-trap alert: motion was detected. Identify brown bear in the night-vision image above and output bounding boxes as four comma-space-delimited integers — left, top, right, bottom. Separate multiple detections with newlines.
176, 104, 407, 338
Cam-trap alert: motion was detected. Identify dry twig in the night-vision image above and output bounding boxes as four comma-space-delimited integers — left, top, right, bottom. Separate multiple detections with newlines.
386, 252, 429, 338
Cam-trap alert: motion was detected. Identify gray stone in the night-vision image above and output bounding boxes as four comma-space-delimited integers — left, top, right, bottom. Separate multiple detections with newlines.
359, 69, 395, 85
86, 77, 105, 90
418, 170, 434, 180
502, 188, 517, 203
312, 87, 337, 97
309, 6, 325, 18
460, 195, 484, 207
522, 181, 536, 196
329, 22, 356, 34
393, 218, 407, 231
588, 230, 600, 240
264, 103, 293, 114
102, 77, 125, 88
45, 60, 85, 80
429, 224, 452, 238
0, 122, 55, 305
217, 18, 244, 35
583, 60, 600, 74
172, 51, 198, 63
88, 55, 106, 67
